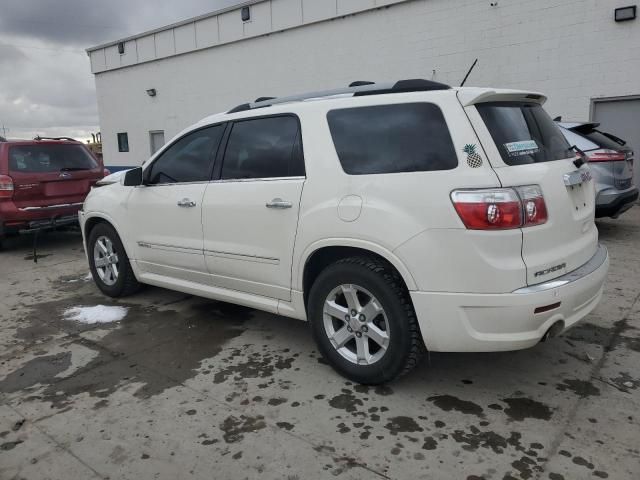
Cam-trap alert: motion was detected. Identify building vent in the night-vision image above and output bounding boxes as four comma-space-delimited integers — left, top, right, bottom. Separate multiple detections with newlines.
118, 42, 125, 54
241, 6, 251, 22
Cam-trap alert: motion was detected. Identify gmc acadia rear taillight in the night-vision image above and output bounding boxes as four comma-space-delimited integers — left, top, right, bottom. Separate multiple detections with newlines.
586, 149, 626, 162
0, 175, 14, 199
451, 185, 548, 230
516, 185, 548, 226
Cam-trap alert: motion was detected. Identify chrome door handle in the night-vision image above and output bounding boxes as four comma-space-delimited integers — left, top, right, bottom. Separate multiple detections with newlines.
177, 198, 197, 208
266, 198, 292, 209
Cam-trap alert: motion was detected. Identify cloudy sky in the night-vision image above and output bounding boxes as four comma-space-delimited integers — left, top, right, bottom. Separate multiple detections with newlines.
0, 0, 240, 141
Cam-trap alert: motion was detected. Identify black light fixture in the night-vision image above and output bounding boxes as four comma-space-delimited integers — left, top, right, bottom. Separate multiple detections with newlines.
615, 5, 637, 22
241, 6, 251, 22
146, 88, 157, 97
117, 42, 125, 54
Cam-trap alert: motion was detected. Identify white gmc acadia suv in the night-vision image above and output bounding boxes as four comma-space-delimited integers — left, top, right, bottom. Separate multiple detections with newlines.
80, 79, 609, 384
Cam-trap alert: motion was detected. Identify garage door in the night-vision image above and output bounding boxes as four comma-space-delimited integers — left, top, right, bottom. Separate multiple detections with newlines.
593, 97, 640, 188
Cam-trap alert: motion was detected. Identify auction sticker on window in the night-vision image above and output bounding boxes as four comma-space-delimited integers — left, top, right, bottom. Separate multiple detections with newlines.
504, 140, 539, 157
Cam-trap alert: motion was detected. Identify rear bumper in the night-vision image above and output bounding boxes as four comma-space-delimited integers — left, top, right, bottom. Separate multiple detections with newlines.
411, 244, 609, 352
595, 187, 638, 218
0, 200, 82, 235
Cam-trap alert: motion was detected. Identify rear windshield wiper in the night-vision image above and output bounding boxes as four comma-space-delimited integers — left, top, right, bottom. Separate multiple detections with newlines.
60, 167, 92, 172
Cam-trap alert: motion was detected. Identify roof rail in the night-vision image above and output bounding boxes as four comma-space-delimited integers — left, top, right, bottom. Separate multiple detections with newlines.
227, 79, 451, 113
34, 136, 78, 142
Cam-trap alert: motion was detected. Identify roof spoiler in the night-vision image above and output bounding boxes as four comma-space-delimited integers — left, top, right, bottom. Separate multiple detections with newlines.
457, 88, 547, 107
568, 122, 600, 133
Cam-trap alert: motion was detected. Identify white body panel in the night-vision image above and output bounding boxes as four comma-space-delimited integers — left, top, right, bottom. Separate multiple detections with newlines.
80, 87, 609, 352
202, 178, 304, 300
126, 183, 209, 283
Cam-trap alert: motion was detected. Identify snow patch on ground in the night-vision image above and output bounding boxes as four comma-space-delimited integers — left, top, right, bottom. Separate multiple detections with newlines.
63, 305, 128, 325
61, 273, 93, 283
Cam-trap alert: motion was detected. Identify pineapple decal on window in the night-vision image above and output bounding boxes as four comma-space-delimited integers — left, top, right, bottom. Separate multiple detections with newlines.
464, 144, 483, 168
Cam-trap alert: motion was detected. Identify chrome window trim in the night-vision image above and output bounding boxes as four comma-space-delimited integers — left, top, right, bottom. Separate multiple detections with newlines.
135, 180, 211, 187
136, 176, 305, 187
210, 176, 305, 184
513, 244, 608, 294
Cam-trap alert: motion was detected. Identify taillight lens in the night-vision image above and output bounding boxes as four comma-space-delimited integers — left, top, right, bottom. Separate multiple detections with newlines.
587, 149, 626, 162
0, 175, 14, 199
451, 189, 522, 229
102, 168, 111, 177
451, 185, 547, 230
515, 185, 548, 226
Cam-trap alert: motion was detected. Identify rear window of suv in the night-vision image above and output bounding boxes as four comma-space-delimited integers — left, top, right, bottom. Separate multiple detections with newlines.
477, 102, 572, 166
581, 130, 627, 151
327, 103, 457, 175
9, 144, 98, 173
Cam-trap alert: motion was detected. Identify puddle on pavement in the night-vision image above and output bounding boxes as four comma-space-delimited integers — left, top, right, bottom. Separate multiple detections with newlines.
1, 289, 252, 408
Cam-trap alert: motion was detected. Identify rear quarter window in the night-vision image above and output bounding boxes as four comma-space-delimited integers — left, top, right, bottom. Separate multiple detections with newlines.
327, 103, 457, 175
477, 102, 572, 166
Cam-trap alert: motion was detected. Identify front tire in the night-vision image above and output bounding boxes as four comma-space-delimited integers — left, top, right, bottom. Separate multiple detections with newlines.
308, 256, 425, 384
88, 223, 140, 298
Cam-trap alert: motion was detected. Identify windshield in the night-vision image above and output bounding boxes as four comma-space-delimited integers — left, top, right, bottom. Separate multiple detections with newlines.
9, 144, 98, 173
477, 102, 572, 166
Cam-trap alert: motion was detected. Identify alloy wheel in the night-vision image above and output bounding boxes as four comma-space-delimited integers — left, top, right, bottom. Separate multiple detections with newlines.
93, 235, 119, 286
322, 284, 390, 365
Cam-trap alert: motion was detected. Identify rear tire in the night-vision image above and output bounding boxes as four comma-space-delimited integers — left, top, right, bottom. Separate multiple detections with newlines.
308, 256, 425, 384
88, 223, 140, 298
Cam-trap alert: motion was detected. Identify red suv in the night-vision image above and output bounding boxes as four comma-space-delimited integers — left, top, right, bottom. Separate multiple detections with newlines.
0, 137, 108, 247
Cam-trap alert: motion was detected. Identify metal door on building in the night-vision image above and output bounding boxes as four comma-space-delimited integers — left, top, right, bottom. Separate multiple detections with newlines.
149, 130, 165, 155
592, 97, 640, 187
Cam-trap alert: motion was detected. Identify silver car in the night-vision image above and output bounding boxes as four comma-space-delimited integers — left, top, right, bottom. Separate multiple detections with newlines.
557, 121, 638, 218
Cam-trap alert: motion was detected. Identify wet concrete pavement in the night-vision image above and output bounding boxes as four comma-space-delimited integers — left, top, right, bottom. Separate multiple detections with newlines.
1, 209, 639, 480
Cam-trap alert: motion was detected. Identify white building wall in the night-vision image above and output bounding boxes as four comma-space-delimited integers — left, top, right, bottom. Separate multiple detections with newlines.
91, 0, 640, 167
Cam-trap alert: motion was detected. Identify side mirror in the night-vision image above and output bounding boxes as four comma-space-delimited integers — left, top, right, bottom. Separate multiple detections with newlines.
123, 167, 143, 186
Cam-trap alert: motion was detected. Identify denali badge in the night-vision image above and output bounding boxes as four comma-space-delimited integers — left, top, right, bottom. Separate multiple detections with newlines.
580, 170, 593, 182
535, 263, 566, 277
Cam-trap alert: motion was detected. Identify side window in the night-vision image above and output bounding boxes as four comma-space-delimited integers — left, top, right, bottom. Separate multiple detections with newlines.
147, 125, 224, 185
221, 116, 304, 180
327, 103, 457, 175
